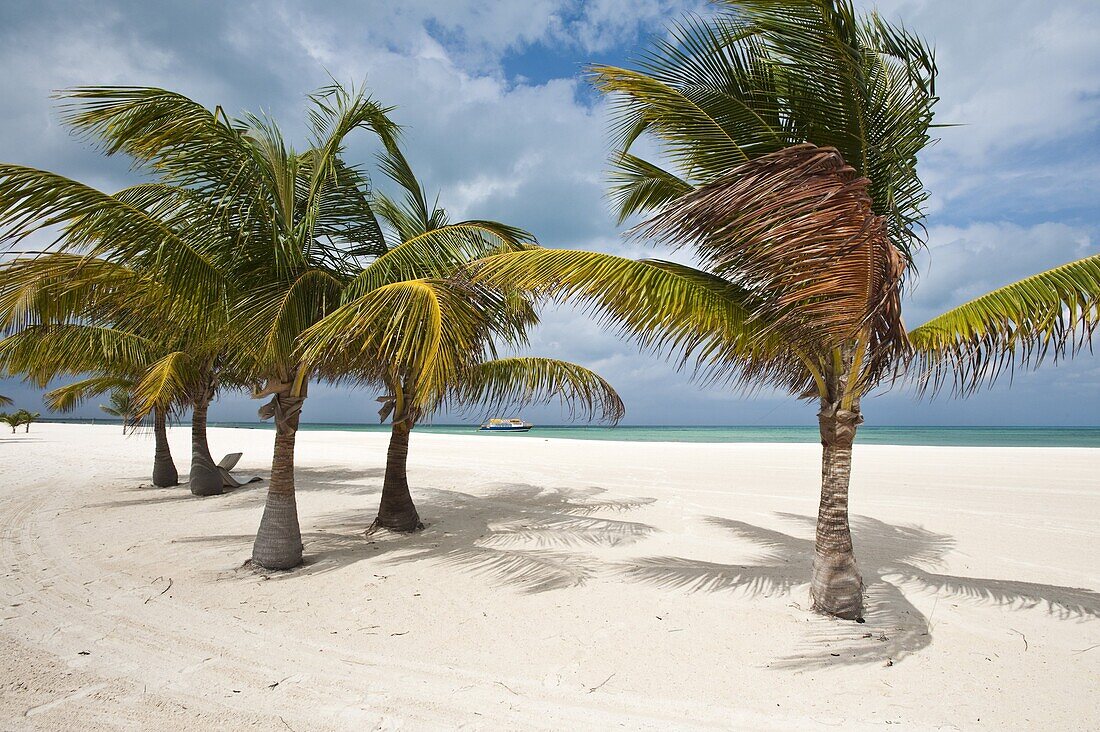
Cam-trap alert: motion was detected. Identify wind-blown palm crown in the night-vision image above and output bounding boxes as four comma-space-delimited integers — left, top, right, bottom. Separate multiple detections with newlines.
634, 143, 908, 388
597, 0, 937, 259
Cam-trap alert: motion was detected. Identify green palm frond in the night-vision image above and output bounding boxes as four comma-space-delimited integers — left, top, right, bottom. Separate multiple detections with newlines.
375, 145, 434, 236
608, 152, 693, 224
298, 278, 498, 408
0, 166, 227, 309
0, 253, 171, 332
0, 324, 159, 387
236, 268, 346, 369
132, 351, 204, 416
457, 357, 625, 424
0, 394, 12, 407
909, 254, 1100, 394
57, 86, 261, 197
303, 157, 387, 262
345, 221, 536, 299
44, 375, 134, 413
471, 248, 787, 383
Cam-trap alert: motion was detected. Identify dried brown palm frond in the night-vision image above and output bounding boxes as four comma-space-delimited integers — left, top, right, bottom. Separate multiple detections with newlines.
632, 143, 909, 384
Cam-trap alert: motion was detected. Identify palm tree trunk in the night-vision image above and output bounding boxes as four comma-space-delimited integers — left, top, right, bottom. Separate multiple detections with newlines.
374, 420, 424, 532
189, 394, 222, 496
251, 381, 306, 570
811, 402, 864, 620
151, 407, 179, 487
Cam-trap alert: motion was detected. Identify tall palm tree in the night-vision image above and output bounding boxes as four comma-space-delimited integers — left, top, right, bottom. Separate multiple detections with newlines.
473, 1, 1100, 620
298, 150, 625, 533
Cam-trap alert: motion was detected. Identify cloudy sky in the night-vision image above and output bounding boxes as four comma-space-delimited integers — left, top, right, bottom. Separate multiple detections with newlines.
1, 0, 1098, 427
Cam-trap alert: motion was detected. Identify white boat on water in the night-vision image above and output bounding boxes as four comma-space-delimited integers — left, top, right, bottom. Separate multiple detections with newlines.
478, 418, 533, 432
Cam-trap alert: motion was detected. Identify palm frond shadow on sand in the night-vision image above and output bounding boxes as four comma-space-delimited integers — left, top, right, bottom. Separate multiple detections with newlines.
619, 513, 1100, 668
191, 481, 658, 592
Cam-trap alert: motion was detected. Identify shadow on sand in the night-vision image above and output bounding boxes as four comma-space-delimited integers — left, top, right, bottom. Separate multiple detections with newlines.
295, 483, 658, 592
183, 482, 658, 593
168, 470, 1098, 668
619, 513, 1100, 667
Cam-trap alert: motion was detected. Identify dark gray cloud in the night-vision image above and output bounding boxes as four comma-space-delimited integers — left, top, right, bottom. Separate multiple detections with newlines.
1, 0, 1097, 426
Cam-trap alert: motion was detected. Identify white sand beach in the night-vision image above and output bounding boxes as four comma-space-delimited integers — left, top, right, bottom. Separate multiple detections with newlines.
1, 422, 1098, 730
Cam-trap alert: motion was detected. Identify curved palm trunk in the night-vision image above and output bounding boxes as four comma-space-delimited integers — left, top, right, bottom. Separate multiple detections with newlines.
373, 420, 424, 532
251, 382, 306, 570
189, 394, 222, 496
811, 402, 864, 620
151, 407, 179, 487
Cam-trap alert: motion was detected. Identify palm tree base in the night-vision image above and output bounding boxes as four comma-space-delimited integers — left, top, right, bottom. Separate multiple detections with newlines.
252, 492, 304, 570
810, 552, 864, 620
152, 457, 179, 488
369, 511, 424, 533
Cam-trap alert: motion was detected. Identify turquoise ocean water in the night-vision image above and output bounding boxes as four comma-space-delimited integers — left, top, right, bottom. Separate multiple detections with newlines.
46, 419, 1100, 447
185, 422, 1100, 448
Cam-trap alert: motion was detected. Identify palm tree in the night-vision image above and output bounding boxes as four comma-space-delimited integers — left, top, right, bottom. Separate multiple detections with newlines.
13, 409, 39, 433
0, 252, 236, 491
0, 412, 17, 433
0, 83, 401, 567
99, 389, 139, 434
473, 1, 1100, 620
298, 149, 625, 533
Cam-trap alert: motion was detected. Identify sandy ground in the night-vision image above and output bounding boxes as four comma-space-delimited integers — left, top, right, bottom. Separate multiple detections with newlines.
0, 422, 1098, 730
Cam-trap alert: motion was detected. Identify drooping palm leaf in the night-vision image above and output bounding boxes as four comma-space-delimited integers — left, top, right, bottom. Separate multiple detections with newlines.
909, 254, 1100, 393
457, 357, 626, 423
344, 221, 535, 299
471, 247, 804, 391
131, 350, 209, 416
0, 324, 160, 387
44, 375, 134, 413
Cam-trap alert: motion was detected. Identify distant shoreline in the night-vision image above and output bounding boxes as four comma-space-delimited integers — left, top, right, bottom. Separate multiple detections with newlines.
34, 420, 1100, 448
